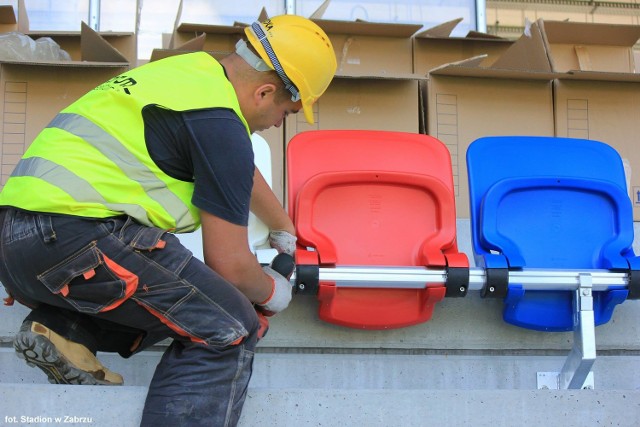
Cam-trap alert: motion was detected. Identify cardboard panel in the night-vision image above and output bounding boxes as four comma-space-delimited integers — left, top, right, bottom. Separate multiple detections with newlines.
285, 76, 421, 141
426, 74, 554, 218
256, 126, 284, 205
493, 19, 640, 74
171, 24, 245, 53
23, 30, 134, 64
312, 20, 421, 76
0, 5, 17, 33
413, 37, 512, 74
547, 44, 635, 73
413, 19, 513, 74
554, 78, 640, 220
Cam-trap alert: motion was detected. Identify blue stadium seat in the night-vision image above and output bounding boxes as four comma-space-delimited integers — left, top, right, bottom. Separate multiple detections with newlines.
466, 136, 636, 331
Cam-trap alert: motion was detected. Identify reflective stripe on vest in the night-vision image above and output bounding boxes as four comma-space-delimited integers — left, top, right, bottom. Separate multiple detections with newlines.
11, 156, 151, 223
41, 113, 195, 229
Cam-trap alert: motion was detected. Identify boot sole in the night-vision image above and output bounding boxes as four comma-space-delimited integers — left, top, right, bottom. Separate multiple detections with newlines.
14, 326, 116, 386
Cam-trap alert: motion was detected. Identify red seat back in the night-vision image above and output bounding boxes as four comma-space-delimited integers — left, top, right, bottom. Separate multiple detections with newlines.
287, 130, 467, 329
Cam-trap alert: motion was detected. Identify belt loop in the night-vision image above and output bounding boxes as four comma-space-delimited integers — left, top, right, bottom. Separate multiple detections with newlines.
38, 214, 57, 243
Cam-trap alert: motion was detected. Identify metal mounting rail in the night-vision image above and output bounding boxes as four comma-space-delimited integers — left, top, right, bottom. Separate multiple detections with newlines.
289, 264, 636, 390
291, 266, 630, 291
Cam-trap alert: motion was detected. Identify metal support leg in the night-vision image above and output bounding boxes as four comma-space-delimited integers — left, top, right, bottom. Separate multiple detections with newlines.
537, 273, 596, 390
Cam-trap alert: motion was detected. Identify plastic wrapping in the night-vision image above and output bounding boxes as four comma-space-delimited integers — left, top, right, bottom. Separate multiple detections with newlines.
0, 31, 71, 61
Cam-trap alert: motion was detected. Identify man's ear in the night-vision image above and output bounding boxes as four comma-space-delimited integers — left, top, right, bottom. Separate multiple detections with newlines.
255, 83, 277, 102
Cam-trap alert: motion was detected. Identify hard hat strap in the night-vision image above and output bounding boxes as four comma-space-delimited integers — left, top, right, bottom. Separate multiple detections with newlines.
235, 39, 272, 72
250, 22, 301, 102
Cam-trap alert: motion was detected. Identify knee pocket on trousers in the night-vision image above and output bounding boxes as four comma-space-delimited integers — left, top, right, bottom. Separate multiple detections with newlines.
132, 283, 250, 347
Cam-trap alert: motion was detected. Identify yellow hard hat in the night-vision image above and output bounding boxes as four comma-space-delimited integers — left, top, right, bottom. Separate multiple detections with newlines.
245, 15, 337, 124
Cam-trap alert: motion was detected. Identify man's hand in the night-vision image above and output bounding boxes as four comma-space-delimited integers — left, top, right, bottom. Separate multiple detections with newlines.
255, 309, 270, 340
269, 230, 297, 256
257, 265, 292, 315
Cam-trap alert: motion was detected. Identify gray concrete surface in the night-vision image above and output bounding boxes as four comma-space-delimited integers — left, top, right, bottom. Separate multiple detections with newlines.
1, 385, 638, 427
2, 348, 639, 390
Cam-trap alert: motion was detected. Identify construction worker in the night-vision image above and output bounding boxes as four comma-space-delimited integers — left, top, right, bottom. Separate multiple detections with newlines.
0, 14, 336, 427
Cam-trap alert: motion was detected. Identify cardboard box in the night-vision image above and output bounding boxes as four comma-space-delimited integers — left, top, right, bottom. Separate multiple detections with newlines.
495, 19, 640, 219
171, 3, 420, 76
149, 33, 206, 62
0, 5, 131, 186
492, 19, 640, 74
554, 74, 640, 219
169, 23, 245, 52
25, 29, 137, 65
285, 73, 424, 140
170, 23, 247, 52
413, 18, 513, 74
2, 0, 136, 65
0, 3, 27, 34
311, 19, 421, 76
426, 57, 556, 218
169, 2, 267, 51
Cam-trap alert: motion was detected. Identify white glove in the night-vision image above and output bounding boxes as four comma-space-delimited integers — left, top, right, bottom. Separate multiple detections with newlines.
269, 230, 297, 256
257, 265, 293, 314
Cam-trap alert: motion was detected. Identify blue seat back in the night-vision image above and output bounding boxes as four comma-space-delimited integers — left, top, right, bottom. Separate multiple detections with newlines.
466, 136, 634, 331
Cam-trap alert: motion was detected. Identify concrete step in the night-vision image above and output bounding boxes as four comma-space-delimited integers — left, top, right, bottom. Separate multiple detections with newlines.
3, 347, 640, 390
1, 384, 638, 427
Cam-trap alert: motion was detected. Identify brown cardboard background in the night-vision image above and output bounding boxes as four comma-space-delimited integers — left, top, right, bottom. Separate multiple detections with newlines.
546, 44, 635, 73
311, 20, 420, 76
27, 30, 136, 64
540, 20, 640, 73
412, 19, 512, 75
171, 24, 245, 53
256, 126, 285, 205
285, 76, 421, 141
493, 19, 640, 74
554, 78, 640, 219
413, 37, 513, 74
426, 73, 555, 218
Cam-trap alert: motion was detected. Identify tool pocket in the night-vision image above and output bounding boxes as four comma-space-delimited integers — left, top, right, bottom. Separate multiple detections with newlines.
37, 242, 138, 314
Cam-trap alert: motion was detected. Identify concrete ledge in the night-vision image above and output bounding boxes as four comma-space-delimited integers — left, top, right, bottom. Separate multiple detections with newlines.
3, 347, 639, 390
1, 385, 638, 427
2, 221, 639, 352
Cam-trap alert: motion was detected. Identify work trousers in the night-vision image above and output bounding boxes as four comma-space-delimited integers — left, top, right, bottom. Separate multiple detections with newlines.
0, 208, 259, 427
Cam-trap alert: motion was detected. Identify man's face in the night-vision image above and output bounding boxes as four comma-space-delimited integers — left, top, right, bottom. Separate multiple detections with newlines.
250, 90, 302, 133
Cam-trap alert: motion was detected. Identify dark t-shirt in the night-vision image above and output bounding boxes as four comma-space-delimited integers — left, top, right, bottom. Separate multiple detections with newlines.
142, 105, 254, 227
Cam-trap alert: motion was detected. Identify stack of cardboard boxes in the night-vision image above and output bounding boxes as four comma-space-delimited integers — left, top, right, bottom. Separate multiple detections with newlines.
429, 19, 640, 220
0, 0, 135, 186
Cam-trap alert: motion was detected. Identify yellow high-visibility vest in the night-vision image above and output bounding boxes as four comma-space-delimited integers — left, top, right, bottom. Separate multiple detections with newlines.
0, 52, 250, 232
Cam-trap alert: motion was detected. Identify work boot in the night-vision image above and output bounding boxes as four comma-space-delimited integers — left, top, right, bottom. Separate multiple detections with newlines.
14, 320, 124, 385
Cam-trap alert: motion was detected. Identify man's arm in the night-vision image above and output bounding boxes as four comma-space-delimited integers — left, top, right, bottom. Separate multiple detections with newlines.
250, 167, 295, 235
200, 209, 272, 303
200, 209, 292, 313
